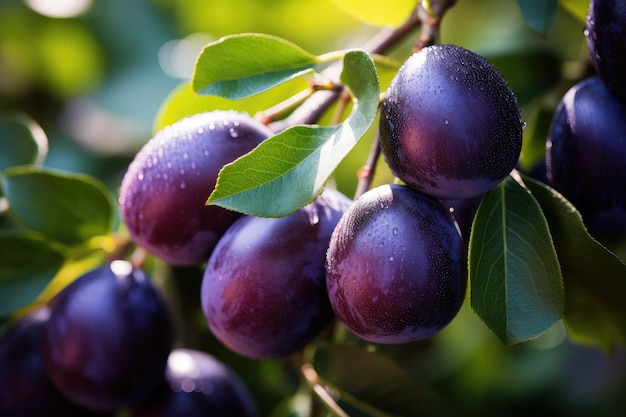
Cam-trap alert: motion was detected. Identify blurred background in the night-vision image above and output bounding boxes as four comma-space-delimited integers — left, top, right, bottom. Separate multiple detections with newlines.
1, 0, 625, 416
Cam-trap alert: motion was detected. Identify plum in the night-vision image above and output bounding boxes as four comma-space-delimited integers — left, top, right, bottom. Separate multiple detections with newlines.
119, 111, 273, 266
132, 348, 258, 417
546, 76, 626, 236
379, 44, 523, 200
325, 184, 466, 344
42, 261, 174, 412
201, 188, 351, 359
0, 307, 111, 417
586, 0, 626, 103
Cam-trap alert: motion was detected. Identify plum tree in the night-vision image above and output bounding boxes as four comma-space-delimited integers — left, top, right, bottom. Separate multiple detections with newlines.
546, 76, 626, 236
0, 307, 111, 417
325, 184, 466, 344
586, 0, 626, 103
201, 188, 351, 359
42, 261, 175, 413
379, 44, 523, 200
119, 110, 273, 266
132, 349, 258, 417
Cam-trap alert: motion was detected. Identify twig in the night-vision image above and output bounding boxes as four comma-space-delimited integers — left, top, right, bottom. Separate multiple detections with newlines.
354, 133, 382, 199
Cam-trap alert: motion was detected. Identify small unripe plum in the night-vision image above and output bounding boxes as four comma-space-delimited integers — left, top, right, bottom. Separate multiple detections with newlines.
43, 261, 175, 412
546, 76, 626, 236
326, 184, 466, 344
586, 0, 626, 103
132, 349, 258, 417
379, 44, 523, 199
0, 308, 111, 417
201, 188, 352, 359
119, 111, 273, 265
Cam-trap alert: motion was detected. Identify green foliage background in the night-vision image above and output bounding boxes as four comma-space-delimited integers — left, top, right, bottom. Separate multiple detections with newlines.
1, 0, 626, 416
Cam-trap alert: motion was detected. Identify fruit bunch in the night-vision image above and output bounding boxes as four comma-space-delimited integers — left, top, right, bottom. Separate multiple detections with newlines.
545, 0, 626, 236
3, 1, 626, 416
0, 261, 258, 416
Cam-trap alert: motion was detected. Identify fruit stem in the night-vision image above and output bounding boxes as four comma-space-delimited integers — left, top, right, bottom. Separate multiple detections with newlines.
354, 133, 382, 199
268, 11, 423, 133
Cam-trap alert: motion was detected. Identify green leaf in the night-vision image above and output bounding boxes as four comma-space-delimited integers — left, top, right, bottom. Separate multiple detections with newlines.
192, 33, 322, 99
0, 231, 65, 317
1, 166, 115, 245
517, 0, 559, 33
207, 50, 379, 217
330, 0, 417, 27
0, 113, 48, 170
469, 173, 564, 345
560, 0, 590, 22
523, 175, 626, 351
313, 344, 452, 417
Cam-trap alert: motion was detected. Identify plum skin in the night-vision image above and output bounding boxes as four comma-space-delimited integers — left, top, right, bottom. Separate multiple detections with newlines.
586, 0, 626, 103
325, 184, 467, 344
132, 349, 258, 417
379, 44, 523, 200
546, 76, 626, 236
119, 110, 273, 266
0, 307, 111, 417
42, 261, 175, 413
201, 188, 351, 359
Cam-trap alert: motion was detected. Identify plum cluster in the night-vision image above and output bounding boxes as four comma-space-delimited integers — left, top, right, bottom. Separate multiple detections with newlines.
118, 43, 523, 357
545, 0, 626, 236
0, 261, 258, 416
326, 44, 522, 344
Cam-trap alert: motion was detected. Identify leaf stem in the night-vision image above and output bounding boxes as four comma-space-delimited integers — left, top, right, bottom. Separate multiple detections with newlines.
301, 363, 350, 417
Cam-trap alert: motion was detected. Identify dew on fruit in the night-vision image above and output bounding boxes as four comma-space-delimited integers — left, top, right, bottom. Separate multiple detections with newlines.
179, 181, 186, 190
197, 127, 204, 134
393, 228, 398, 235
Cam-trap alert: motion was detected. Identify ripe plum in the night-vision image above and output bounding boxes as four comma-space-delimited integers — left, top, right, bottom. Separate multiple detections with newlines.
325, 184, 466, 344
132, 349, 258, 417
379, 44, 523, 199
119, 111, 273, 265
546, 76, 626, 236
0, 307, 111, 417
201, 188, 351, 359
586, 0, 626, 103
42, 261, 174, 412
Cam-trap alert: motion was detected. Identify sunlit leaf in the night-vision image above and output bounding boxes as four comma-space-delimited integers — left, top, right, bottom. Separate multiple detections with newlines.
331, 0, 416, 27
0, 231, 65, 317
517, 0, 559, 33
2, 166, 115, 245
0, 113, 48, 170
523, 175, 626, 351
313, 344, 452, 417
469, 173, 563, 345
192, 33, 323, 99
207, 50, 379, 217
560, 0, 590, 22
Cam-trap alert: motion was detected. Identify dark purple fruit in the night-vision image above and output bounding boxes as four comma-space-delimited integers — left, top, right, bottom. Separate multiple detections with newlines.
119, 111, 273, 265
546, 76, 626, 236
379, 44, 523, 200
132, 348, 258, 417
0, 307, 111, 417
43, 261, 174, 412
201, 188, 351, 359
326, 184, 466, 344
586, 0, 626, 103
